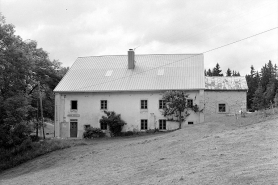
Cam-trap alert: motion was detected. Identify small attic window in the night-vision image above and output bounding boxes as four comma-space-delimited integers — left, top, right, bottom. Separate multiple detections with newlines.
105, 70, 113, 76
157, 69, 164, 76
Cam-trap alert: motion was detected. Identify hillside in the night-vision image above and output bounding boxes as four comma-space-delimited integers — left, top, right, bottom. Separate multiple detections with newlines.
0, 113, 278, 185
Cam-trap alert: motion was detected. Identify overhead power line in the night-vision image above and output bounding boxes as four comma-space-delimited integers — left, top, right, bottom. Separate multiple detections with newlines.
74, 26, 278, 91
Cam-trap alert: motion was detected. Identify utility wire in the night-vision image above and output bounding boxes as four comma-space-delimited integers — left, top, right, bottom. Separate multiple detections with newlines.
73, 26, 278, 91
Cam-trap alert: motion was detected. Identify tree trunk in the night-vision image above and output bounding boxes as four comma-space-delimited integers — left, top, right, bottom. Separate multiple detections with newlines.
179, 111, 182, 129
38, 82, 45, 139
36, 100, 39, 137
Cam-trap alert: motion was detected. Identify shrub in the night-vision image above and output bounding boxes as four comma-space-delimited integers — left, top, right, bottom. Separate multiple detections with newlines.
146, 128, 159, 133
83, 126, 105, 139
99, 111, 126, 137
0, 139, 72, 172
120, 131, 134, 136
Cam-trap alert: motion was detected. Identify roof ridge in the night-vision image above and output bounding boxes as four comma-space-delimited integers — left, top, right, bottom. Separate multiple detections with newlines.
77, 53, 203, 58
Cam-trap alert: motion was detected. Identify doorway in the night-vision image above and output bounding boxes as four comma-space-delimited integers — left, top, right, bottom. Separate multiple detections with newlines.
70, 119, 78, 137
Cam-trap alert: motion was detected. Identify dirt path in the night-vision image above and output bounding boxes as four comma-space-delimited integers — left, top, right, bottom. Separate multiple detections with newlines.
1, 117, 278, 185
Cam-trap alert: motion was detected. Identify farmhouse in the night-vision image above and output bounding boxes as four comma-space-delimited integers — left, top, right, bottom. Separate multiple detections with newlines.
54, 50, 247, 138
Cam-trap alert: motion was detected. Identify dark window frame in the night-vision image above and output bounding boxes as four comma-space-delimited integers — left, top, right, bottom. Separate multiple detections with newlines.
84, 124, 90, 130
141, 119, 148, 130
141, 100, 148, 109
71, 100, 78, 110
100, 122, 107, 130
218, 103, 226, 113
187, 99, 193, 108
159, 119, 166, 130
159, 100, 166, 109
100, 100, 108, 110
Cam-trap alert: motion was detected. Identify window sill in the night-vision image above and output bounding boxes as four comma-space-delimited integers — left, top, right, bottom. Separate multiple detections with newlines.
70, 109, 78, 112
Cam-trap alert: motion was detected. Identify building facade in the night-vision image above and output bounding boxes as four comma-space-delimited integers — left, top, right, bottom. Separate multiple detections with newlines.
54, 50, 247, 138
204, 76, 248, 122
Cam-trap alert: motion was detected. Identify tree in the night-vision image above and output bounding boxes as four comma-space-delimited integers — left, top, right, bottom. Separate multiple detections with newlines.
207, 69, 212, 76
252, 85, 265, 110
99, 111, 126, 136
161, 90, 199, 129
212, 63, 223, 76
226, 68, 232, 76
232, 70, 240, 76
246, 66, 260, 109
274, 91, 278, 107
0, 14, 67, 148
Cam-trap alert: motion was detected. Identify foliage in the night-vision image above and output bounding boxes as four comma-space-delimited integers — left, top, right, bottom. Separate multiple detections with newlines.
205, 64, 240, 77
146, 128, 159, 133
83, 126, 105, 139
161, 90, 200, 129
120, 131, 135, 136
212, 63, 223, 76
274, 92, 278, 107
252, 85, 265, 110
0, 14, 68, 149
99, 111, 126, 136
247, 60, 278, 110
245, 66, 260, 110
226, 68, 232, 76
0, 139, 73, 172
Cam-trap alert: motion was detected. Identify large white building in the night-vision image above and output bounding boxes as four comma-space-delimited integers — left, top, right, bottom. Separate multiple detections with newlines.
54, 50, 247, 138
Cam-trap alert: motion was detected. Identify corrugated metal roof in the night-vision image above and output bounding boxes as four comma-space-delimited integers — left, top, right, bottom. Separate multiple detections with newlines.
205, 76, 248, 90
54, 54, 205, 92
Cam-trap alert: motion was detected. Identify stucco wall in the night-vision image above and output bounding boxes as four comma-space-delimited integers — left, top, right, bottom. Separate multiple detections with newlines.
55, 90, 204, 138
204, 90, 247, 122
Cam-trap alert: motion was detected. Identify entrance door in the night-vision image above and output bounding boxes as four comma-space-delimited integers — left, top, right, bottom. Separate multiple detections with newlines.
70, 121, 77, 137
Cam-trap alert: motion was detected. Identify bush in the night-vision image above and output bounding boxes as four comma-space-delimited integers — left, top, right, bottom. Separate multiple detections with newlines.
0, 139, 72, 172
99, 111, 126, 137
120, 131, 134, 136
146, 128, 159, 133
83, 126, 105, 139
30, 135, 41, 142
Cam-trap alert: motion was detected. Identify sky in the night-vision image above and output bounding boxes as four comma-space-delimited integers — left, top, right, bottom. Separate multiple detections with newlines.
0, 0, 277, 76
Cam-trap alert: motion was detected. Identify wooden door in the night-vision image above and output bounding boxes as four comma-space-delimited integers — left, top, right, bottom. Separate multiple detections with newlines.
70, 122, 77, 137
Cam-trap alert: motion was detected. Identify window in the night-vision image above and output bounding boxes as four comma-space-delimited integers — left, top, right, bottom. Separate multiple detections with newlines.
159, 119, 166, 130
187, 99, 193, 108
141, 100, 148, 109
101, 100, 107, 110
100, 122, 107, 130
84, 124, 90, 130
218, 104, 226, 112
71, 100, 78, 110
159, 100, 166, 109
141, 119, 148, 130
188, 121, 194, 125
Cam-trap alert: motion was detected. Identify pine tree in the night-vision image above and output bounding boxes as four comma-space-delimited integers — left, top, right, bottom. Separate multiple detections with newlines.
252, 85, 265, 110
226, 68, 232, 76
212, 63, 223, 76
246, 66, 260, 109
207, 69, 212, 76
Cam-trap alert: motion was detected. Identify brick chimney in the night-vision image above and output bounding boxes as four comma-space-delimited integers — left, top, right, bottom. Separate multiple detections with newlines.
128, 49, 135, 69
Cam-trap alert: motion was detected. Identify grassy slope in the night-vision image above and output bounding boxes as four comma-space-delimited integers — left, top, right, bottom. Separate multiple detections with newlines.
0, 112, 278, 185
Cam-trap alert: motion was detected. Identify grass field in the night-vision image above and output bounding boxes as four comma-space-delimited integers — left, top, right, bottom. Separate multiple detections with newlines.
0, 112, 277, 185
